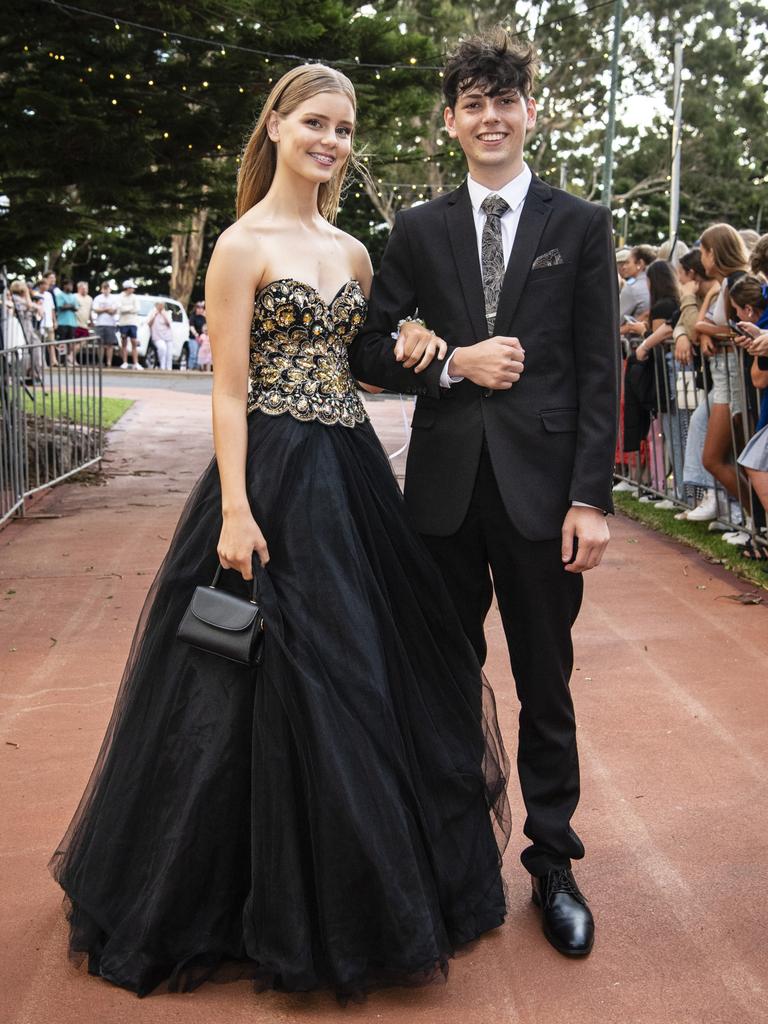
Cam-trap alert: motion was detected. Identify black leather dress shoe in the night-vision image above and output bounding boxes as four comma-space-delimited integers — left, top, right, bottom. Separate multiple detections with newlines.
531, 868, 594, 956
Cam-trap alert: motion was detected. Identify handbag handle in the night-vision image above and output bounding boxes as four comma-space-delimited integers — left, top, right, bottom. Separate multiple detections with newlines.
210, 557, 261, 604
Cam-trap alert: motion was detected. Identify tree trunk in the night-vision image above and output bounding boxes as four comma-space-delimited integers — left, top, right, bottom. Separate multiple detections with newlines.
363, 181, 397, 228
170, 208, 209, 307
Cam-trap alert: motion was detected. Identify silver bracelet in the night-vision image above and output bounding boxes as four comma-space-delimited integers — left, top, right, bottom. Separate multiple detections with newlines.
391, 317, 431, 341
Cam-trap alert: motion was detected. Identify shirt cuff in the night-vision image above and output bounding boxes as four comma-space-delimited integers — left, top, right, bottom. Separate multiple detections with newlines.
572, 501, 604, 511
439, 351, 464, 389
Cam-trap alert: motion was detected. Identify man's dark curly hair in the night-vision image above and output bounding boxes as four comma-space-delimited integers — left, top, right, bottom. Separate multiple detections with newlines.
442, 28, 538, 109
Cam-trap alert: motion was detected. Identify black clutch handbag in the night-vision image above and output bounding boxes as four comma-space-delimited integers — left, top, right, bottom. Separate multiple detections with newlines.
177, 562, 265, 666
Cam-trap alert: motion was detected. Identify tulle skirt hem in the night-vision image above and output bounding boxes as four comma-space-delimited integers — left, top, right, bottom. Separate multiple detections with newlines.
60, 893, 506, 1002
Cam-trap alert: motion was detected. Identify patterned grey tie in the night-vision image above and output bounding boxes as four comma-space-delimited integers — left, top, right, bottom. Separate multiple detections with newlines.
480, 193, 510, 334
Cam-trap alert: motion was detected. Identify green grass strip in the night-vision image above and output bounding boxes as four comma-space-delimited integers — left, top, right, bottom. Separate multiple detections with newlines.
22, 394, 133, 430
614, 491, 768, 591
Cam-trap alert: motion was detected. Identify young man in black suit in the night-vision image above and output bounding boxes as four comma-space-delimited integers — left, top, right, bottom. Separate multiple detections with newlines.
349, 30, 619, 957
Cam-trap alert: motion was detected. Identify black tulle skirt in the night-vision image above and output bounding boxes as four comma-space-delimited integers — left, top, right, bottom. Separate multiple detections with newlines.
50, 410, 510, 1000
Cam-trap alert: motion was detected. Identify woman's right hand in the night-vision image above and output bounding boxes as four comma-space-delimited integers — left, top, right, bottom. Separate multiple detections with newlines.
699, 335, 716, 358
737, 321, 761, 340
674, 335, 693, 365
217, 508, 270, 579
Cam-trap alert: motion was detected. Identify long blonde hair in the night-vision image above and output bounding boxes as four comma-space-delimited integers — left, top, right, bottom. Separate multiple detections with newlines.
237, 64, 358, 223
699, 223, 749, 277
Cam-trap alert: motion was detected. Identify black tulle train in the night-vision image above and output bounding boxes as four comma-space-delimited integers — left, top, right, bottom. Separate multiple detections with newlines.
50, 410, 511, 999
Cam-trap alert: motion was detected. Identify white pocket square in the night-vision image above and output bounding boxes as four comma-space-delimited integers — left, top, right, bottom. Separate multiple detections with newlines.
531, 249, 564, 270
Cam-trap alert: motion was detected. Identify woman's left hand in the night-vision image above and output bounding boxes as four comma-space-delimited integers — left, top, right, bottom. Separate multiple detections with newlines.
394, 321, 448, 373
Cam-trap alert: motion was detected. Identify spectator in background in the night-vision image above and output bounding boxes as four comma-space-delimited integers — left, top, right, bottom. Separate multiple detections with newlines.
195, 327, 212, 371
657, 238, 689, 266
696, 224, 750, 539
667, 249, 720, 520
74, 282, 93, 336
738, 229, 759, 254
92, 282, 119, 368
616, 248, 633, 285
147, 301, 174, 371
8, 280, 45, 382
672, 249, 715, 363
731, 276, 768, 561
7, 280, 38, 343
38, 275, 58, 366
732, 275, 768, 428
118, 279, 142, 370
750, 233, 768, 278
619, 244, 655, 341
188, 300, 206, 371
54, 279, 80, 364
634, 260, 682, 499
73, 281, 93, 362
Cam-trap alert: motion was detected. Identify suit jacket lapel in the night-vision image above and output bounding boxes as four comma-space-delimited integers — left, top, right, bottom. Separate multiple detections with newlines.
495, 175, 553, 335
444, 182, 488, 342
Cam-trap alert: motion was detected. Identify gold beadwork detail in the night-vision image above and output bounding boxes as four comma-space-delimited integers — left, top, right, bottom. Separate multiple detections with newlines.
247, 279, 368, 428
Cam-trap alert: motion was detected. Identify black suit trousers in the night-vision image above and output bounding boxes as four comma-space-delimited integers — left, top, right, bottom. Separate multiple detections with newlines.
420, 442, 585, 876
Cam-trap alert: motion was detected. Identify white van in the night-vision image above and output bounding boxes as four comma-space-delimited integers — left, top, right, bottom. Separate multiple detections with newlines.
135, 295, 191, 369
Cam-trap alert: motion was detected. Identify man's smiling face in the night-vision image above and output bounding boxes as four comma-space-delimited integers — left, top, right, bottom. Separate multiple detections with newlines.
444, 85, 536, 181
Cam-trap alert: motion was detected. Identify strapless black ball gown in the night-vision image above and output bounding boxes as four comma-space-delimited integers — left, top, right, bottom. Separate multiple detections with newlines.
50, 279, 510, 1000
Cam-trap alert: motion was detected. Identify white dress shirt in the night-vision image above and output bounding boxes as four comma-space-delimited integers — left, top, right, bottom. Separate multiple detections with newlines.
440, 165, 532, 388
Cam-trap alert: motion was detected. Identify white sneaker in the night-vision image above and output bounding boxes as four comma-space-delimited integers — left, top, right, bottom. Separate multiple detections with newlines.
708, 520, 731, 532
655, 499, 676, 510
674, 509, 690, 521
120, 362, 129, 369
686, 492, 718, 521
638, 494, 656, 503
724, 531, 750, 546
134, 363, 144, 370
612, 480, 636, 493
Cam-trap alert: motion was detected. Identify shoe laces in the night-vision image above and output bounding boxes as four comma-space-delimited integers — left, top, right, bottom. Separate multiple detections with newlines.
541, 868, 587, 908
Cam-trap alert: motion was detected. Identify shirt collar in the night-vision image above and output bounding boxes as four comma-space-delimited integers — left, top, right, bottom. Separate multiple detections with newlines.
467, 164, 532, 216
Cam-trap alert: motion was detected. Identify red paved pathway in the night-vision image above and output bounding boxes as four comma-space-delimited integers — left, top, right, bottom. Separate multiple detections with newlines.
2, 385, 767, 1024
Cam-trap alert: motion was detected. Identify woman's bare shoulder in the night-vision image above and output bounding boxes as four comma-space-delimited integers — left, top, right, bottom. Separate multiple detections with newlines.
332, 227, 372, 278
209, 217, 274, 285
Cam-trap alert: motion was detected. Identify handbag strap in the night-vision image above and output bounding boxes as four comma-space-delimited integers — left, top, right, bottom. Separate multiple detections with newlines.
210, 557, 261, 604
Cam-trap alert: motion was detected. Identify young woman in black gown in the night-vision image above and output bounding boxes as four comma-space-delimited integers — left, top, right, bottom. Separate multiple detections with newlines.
50, 64, 510, 1001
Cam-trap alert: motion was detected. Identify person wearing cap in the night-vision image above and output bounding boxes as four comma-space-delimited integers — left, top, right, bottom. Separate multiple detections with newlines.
118, 278, 142, 370
615, 248, 633, 285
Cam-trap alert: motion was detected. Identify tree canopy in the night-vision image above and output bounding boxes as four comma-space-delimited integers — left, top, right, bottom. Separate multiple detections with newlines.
1, 0, 766, 299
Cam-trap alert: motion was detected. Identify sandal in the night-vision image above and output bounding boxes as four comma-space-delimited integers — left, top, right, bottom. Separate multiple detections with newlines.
741, 539, 768, 568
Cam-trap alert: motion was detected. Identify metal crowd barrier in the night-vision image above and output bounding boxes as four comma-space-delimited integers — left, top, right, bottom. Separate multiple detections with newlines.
1, 330, 103, 528
614, 337, 764, 545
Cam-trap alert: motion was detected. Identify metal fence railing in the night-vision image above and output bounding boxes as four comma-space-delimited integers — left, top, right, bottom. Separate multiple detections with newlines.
615, 337, 765, 548
1, 322, 103, 528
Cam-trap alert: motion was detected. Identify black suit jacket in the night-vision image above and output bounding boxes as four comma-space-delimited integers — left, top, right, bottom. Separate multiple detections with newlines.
348, 176, 620, 541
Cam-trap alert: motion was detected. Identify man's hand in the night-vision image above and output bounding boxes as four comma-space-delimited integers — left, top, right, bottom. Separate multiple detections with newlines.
394, 321, 448, 373
561, 506, 610, 573
449, 337, 525, 390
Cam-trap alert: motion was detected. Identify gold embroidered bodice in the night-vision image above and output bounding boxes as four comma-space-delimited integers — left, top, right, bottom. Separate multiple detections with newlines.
247, 278, 368, 428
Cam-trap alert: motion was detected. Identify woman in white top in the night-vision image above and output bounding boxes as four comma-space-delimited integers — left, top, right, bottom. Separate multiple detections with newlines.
146, 302, 174, 371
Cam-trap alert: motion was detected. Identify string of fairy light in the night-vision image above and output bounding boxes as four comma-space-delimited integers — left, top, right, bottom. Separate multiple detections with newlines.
28, 0, 620, 208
